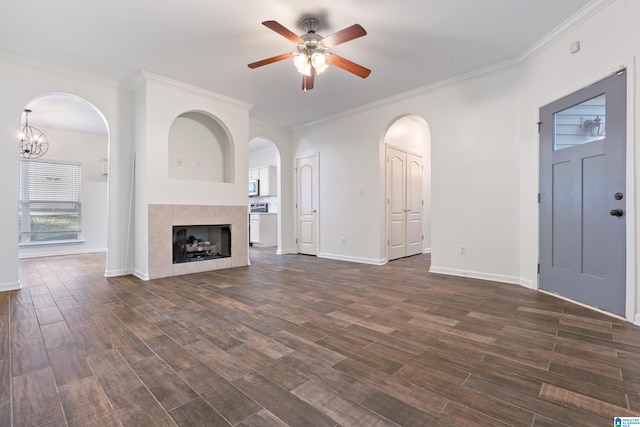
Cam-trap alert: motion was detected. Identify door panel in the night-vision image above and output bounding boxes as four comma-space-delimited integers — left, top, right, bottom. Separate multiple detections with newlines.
296, 155, 318, 255
388, 148, 407, 260
388, 146, 423, 260
406, 153, 423, 256
539, 70, 626, 315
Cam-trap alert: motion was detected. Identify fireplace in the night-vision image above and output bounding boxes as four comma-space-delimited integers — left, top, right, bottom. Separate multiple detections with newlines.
148, 204, 247, 280
172, 224, 231, 264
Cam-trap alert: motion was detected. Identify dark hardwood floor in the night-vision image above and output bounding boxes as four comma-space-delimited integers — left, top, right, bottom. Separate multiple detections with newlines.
2, 248, 640, 426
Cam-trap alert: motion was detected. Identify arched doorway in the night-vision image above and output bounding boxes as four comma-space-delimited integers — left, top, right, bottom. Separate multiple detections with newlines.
248, 137, 281, 258
383, 115, 431, 261
18, 94, 109, 270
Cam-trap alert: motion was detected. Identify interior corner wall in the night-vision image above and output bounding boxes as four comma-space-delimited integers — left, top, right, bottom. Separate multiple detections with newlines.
0, 54, 131, 287
132, 77, 149, 279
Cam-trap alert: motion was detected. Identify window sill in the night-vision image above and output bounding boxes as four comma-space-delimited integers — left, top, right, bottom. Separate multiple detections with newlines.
19, 240, 85, 248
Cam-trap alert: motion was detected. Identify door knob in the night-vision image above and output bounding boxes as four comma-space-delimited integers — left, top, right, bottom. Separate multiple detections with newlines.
610, 209, 624, 217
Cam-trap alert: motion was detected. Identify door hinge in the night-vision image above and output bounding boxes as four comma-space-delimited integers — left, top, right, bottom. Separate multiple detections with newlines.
296, 238, 298, 244
387, 240, 390, 246
537, 121, 541, 133
538, 193, 541, 203
537, 263, 540, 274
422, 235, 424, 240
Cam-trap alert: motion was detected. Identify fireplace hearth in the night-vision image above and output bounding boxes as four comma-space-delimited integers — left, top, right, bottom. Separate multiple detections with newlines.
172, 224, 231, 264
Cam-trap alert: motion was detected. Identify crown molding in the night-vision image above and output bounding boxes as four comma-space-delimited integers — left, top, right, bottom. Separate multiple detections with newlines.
0, 50, 119, 88
135, 71, 254, 111
516, 0, 615, 64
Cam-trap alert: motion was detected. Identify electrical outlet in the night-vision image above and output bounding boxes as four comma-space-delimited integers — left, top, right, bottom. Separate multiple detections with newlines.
341, 237, 346, 245
459, 246, 467, 255
176, 158, 183, 166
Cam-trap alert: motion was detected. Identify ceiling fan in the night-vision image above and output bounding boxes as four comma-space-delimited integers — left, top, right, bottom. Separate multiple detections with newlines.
248, 18, 371, 92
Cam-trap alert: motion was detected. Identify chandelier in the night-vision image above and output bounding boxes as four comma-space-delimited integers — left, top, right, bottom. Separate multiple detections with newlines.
19, 109, 49, 159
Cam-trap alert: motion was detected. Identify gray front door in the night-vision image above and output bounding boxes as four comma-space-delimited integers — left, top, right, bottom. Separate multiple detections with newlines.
539, 70, 626, 315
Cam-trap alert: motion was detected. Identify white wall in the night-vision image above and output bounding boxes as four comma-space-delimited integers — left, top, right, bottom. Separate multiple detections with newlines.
19, 127, 108, 258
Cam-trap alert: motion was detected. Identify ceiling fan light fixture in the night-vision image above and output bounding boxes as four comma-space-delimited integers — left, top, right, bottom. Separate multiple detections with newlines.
293, 53, 311, 75
249, 19, 370, 91
311, 52, 328, 75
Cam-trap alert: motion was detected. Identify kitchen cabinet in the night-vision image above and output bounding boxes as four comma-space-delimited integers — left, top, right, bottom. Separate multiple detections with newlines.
249, 213, 277, 247
248, 166, 277, 196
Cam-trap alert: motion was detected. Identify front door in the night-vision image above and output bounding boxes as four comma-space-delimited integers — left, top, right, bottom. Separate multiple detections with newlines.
296, 154, 318, 255
539, 70, 626, 315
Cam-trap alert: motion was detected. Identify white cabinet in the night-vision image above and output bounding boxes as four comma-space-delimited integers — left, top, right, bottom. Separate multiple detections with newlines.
248, 166, 277, 196
249, 213, 277, 247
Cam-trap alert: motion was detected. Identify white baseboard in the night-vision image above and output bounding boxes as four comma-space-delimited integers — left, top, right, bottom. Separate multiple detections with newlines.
428, 265, 521, 286
104, 268, 133, 277
132, 269, 150, 281
318, 252, 385, 265
0, 281, 21, 292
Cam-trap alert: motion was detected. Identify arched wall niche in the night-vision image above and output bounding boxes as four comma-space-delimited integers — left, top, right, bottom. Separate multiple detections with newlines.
168, 110, 234, 183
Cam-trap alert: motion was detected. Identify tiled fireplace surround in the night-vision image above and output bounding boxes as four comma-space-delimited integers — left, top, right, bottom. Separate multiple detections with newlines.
148, 204, 248, 279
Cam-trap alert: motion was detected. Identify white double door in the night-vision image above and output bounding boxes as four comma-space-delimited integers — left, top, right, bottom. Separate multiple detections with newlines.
388, 146, 423, 261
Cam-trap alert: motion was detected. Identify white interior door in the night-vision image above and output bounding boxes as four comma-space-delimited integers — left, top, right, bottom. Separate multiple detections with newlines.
406, 153, 423, 256
296, 154, 318, 255
388, 146, 423, 261
388, 147, 406, 260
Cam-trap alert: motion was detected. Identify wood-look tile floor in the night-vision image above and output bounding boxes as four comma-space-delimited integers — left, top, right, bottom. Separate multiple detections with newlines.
2, 249, 640, 426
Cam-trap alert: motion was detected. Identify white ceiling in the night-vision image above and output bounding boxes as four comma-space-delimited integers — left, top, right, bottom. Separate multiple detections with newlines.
2, 0, 598, 131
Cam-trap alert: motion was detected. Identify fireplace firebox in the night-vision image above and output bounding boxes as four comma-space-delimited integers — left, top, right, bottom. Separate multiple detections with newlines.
172, 224, 231, 264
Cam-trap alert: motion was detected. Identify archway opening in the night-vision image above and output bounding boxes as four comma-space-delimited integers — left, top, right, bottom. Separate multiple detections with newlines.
248, 137, 281, 259
18, 93, 110, 270
383, 114, 432, 261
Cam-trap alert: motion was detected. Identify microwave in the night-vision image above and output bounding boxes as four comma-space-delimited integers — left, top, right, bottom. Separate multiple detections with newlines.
248, 178, 260, 196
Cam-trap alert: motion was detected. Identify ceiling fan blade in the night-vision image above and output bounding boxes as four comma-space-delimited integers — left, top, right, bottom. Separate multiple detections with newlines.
248, 52, 294, 69
262, 20, 304, 44
322, 24, 367, 48
302, 68, 315, 92
326, 54, 371, 78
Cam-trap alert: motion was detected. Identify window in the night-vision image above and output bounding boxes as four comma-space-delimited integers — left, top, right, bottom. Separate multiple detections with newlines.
553, 93, 606, 150
19, 159, 82, 244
